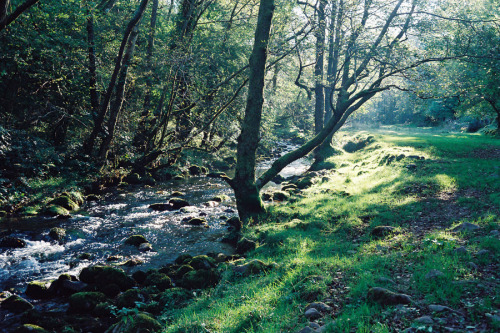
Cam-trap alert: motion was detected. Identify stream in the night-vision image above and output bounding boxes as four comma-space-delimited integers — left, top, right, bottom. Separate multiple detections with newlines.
0, 143, 310, 293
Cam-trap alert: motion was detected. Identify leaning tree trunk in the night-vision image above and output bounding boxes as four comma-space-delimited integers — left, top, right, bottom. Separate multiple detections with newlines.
99, 25, 140, 161
228, 0, 275, 222
0, 0, 39, 32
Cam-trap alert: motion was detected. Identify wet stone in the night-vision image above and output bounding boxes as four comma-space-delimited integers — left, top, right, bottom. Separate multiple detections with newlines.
0, 236, 26, 248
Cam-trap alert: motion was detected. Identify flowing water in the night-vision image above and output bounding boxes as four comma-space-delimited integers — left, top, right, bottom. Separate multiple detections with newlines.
0, 143, 310, 293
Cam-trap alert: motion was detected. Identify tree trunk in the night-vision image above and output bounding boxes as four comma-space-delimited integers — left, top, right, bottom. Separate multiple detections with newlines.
99, 25, 140, 161
229, 0, 275, 221
314, 0, 327, 135
87, 11, 99, 121
0, 0, 39, 32
83, 0, 150, 155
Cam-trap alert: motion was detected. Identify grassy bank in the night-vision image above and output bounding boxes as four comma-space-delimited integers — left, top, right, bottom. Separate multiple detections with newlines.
161, 127, 500, 332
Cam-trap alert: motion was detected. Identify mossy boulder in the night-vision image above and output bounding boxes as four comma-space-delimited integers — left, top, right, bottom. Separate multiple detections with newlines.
18, 206, 39, 217
79, 265, 135, 291
0, 236, 26, 248
49, 227, 66, 241
116, 289, 149, 309
234, 260, 274, 276
43, 205, 70, 217
188, 255, 216, 270
236, 238, 257, 254
281, 184, 297, 192
14, 324, 48, 333
63, 191, 84, 206
110, 313, 162, 333
168, 198, 190, 210
295, 176, 315, 189
144, 271, 172, 291
68, 292, 107, 313
171, 265, 194, 280
124, 173, 142, 184
124, 235, 149, 247
180, 269, 220, 289
1, 295, 34, 313
26, 280, 52, 299
47, 196, 79, 211
175, 253, 193, 265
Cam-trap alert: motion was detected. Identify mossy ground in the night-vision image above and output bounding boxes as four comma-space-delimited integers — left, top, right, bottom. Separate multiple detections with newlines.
160, 127, 499, 332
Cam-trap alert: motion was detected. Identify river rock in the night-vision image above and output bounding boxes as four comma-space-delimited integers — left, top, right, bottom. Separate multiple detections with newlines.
123, 258, 144, 267
221, 231, 241, 246
452, 222, 480, 232
116, 289, 149, 309
171, 265, 195, 280
139, 242, 153, 252
69, 292, 106, 313
175, 253, 193, 265
203, 201, 219, 207
47, 195, 79, 211
367, 287, 412, 305
1, 295, 34, 313
43, 205, 70, 217
189, 165, 203, 175
212, 194, 230, 203
169, 198, 190, 210
180, 269, 220, 289
304, 308, 322, 320
144, 271, 172, 291
236, 238, 257, 254
149, 203, 171, 211
188, 255, 216, 270
282, 184, 297, 192
370, 226, 396, 238
124, 235, 149, 247
305, 302, 332, 313
79, 265, 134, 291
171, 191, 185, 197
26, 280, 52, 299
0, 236, 26, 248
185, 217, 208, 226
180, 206, 198, 214
48, 227, 66, 241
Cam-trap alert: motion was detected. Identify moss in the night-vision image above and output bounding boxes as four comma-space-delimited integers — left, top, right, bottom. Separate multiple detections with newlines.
18, 206, 39, 216
188, 255, 216, 270
1, 295, 34, 313
69, 292, 107, 313
144, 271, 172, 291
112, 313, 162, 333
175, 253, 193, 265
171, 265, 194, 280
180, 269, 220, 289
124, 235, 148, 247
25, 280, 52, 299
79, 265, 135, 291
63, 191, 84, 205
43, 205, 70, 217
116, 289, 146, 309
47, 196, 79, 211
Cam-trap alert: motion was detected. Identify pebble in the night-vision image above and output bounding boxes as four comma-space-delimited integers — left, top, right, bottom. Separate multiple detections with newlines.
304, 308, 322, 320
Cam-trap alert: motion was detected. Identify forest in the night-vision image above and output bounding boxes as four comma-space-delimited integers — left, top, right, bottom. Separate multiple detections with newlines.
0, 0, 499, 332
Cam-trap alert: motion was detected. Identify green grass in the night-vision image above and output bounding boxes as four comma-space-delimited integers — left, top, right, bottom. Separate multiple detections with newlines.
160, 127, 499, 332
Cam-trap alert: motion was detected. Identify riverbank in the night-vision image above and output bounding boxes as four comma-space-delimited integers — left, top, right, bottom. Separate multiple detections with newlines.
1, 127, 499, 332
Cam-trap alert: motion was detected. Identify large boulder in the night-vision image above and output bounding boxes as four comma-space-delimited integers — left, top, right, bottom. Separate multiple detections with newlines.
1, 295, 34, 313
144, 271, 172, 291
187, 255, 216, 270
42, 205, 70, 217
180, 269, 220, 289
48, 228, 66, 242
47, 196, 78, 211
124, 235, 149, 247
0, 236, 26, 248
79, 265, 134, 291
68, 292, 106, 313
